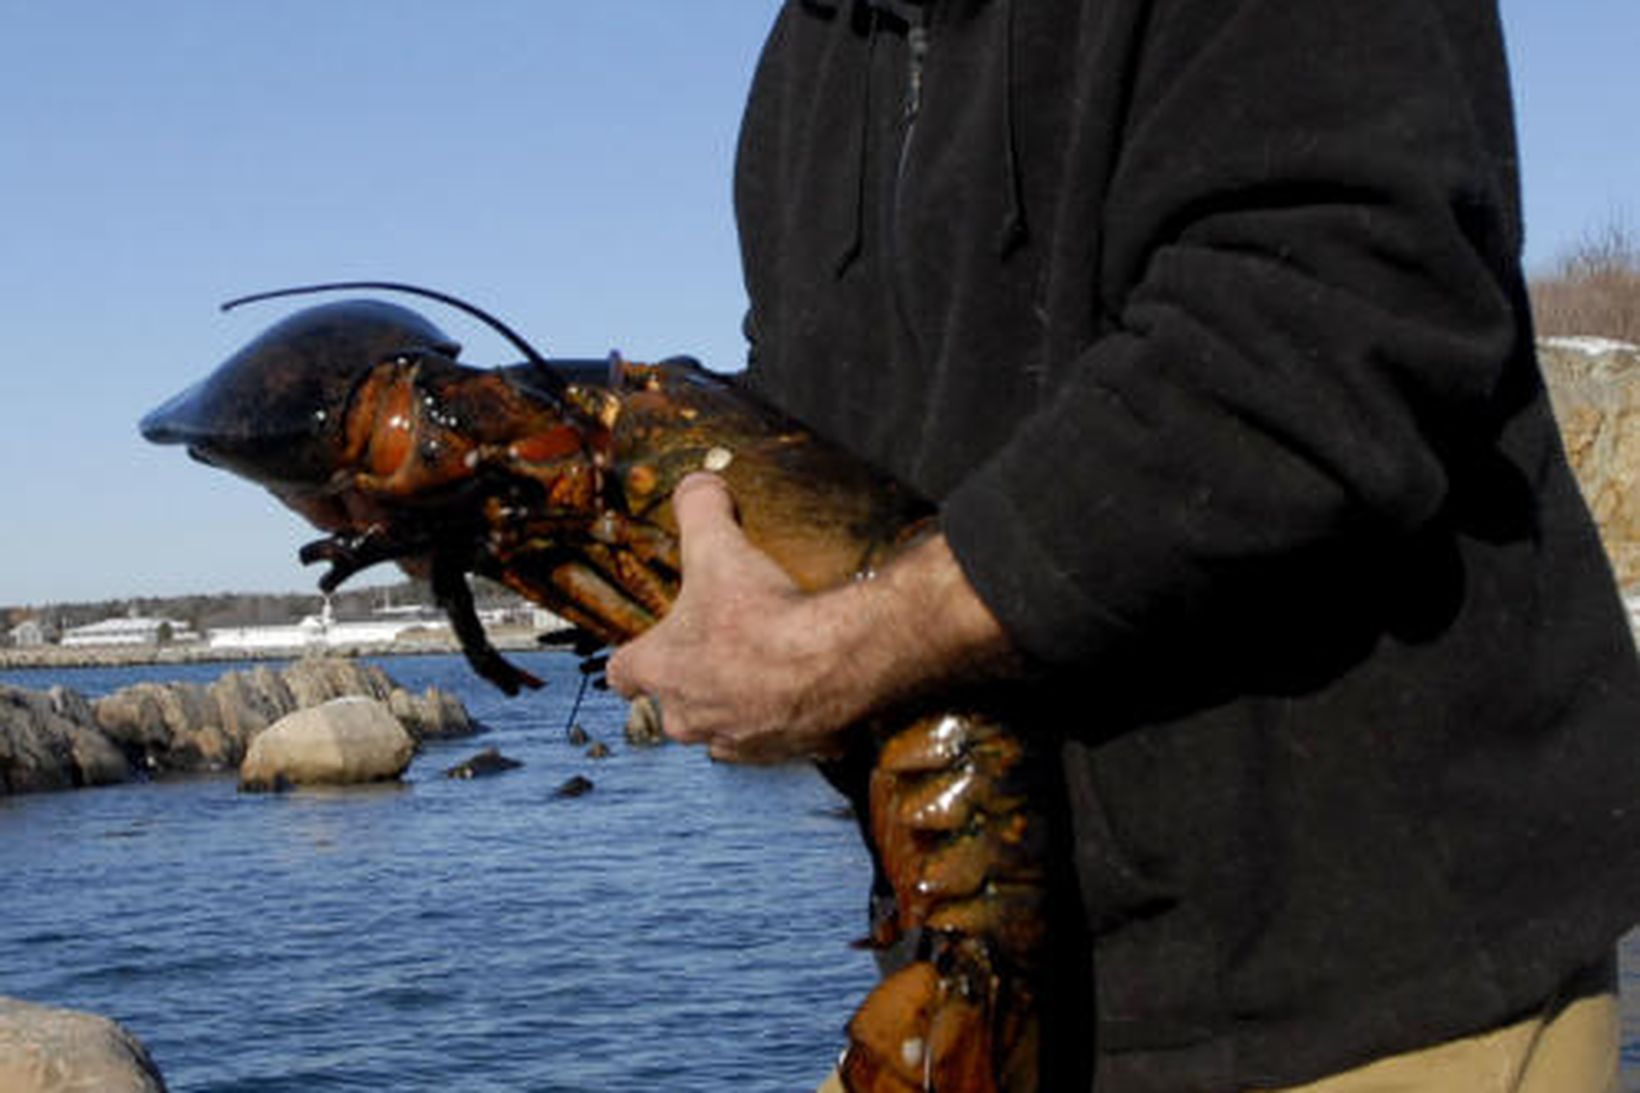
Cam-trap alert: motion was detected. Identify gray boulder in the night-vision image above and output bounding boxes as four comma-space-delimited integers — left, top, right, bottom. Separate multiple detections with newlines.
0, 996, 167, 1092
388, 685, 476, 741
93, 681, 226, 773
0, 686, 130, 794
239, 696, 415, 792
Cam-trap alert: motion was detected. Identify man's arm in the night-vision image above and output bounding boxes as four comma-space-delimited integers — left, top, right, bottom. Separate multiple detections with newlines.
605, 472, 1018, 762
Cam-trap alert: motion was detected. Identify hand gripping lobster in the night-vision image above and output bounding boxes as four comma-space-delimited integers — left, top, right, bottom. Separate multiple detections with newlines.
140, 282, 1064, 1091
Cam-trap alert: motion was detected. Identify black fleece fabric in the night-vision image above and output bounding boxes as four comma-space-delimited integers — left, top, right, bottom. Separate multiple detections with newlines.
734, 1, 1640, 1089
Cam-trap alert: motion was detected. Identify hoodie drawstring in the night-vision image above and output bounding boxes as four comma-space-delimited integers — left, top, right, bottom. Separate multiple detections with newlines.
997, 0, 1027, 256
821, 0, 1025, 273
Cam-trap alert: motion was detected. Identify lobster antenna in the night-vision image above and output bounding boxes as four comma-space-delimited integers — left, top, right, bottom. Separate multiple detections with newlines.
221, 281, 565, 396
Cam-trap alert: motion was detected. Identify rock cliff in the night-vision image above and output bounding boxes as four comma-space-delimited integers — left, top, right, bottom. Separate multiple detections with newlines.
1540, 337, 1640, 594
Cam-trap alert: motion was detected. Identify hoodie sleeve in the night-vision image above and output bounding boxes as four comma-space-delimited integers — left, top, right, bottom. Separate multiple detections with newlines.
939, 0, 1532, 673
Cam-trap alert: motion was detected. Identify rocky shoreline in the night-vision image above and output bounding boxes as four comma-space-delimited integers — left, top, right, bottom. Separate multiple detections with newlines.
0, 656, 479, 796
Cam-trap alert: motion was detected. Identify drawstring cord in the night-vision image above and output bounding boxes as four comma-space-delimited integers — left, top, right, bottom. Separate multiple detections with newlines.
823, 0, 1026, 272
997, 0, 1028, 256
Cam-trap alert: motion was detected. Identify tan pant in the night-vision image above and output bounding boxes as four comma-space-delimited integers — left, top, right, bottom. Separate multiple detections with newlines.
1264, 959, 1619, 1093
816, 959, 1620, 1093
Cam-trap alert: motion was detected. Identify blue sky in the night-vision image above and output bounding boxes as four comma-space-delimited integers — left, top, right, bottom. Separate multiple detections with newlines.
1, 1, 1635, 608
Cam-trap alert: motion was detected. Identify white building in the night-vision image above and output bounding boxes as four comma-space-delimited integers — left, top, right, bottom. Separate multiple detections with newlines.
7, 618, 47, 647
206, 599, 450, 653
60, 615, 199, 648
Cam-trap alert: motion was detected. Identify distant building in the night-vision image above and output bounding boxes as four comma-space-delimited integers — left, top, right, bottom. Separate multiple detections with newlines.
60, 615, 199, 648
7, 618, 48, 647
205, 598, 451, 653
477, 604, 570, 632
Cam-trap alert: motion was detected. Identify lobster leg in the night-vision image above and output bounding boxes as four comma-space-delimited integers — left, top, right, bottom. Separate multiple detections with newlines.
300, 528, 428, 592
430, 553, 543, 695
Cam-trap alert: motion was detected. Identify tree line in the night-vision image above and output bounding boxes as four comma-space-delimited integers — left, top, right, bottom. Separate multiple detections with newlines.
1529, 215, 1640, 344
3, 576, 524, 640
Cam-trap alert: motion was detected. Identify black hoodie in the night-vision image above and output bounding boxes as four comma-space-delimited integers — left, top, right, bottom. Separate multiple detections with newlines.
735, 1, 1640, 1089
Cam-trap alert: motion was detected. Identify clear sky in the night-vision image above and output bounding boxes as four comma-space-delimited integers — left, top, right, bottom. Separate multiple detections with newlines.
1, 1, 1635, 609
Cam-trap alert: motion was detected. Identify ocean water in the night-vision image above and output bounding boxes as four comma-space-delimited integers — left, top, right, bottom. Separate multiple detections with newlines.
0, 653, 877, 1091
4, 653, 1638, 1090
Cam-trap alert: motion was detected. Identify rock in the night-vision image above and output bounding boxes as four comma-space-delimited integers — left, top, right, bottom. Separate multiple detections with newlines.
207, 670, 284, 757
444, 746, 522, 779
2, 657, 477, 796
1540, 337, 1640, 591
65, 723, 130, 788
0, 996, 168, 1092
553, 774, 595, 798
239, 696, 414, 792
37, 687, 128, 786
623, 695, 666, 747
586, 741, 612, 759
281, 656, 392, 709
93, 679, 236, 773
90, 684, 173, 772
0, 686, 130, 794
566, 723, 590, 747
389, 686, 477, 742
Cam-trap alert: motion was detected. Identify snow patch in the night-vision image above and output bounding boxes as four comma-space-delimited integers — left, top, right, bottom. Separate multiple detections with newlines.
1541, 335, 1640, 356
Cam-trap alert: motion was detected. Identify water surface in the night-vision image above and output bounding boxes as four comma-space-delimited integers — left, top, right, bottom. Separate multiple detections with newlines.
1, 653, 876, 1091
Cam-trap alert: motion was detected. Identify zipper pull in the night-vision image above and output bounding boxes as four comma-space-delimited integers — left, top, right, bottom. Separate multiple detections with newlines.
905, 23, 928, 122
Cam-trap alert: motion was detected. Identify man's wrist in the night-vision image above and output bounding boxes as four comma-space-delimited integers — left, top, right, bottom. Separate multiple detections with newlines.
804, 532, 1021, 722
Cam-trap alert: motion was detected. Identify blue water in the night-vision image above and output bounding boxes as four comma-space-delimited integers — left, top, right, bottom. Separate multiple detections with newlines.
0, 653, 877, 1091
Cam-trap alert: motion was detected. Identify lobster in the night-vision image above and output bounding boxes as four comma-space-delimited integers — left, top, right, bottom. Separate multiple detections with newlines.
139, 283, 1065, 1091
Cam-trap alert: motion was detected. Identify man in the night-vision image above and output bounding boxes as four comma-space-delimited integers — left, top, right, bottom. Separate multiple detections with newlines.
609, 1, 1640, 1089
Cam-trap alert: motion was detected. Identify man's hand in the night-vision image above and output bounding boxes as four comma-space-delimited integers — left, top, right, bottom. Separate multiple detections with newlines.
605, 473, 1018, 763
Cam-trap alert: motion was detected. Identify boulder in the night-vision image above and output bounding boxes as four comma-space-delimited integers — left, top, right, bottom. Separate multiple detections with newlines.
281, 657, 388, 708
206, 670, 284, 756
0, 686, 130, 794
443, 746, 522, 779
43, 689, 126, 784
1540, 337, 1640, 591
239, 696, 414, 792
623, 695, 666, 747
388, 686, 477, 742
92, 680, 229, 773
0, 996, 167, 1092
553, 774, 595, 798
88, 685, 172, 772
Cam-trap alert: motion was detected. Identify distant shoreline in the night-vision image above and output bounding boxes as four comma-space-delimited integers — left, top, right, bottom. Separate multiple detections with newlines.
0, 628, 554, 673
